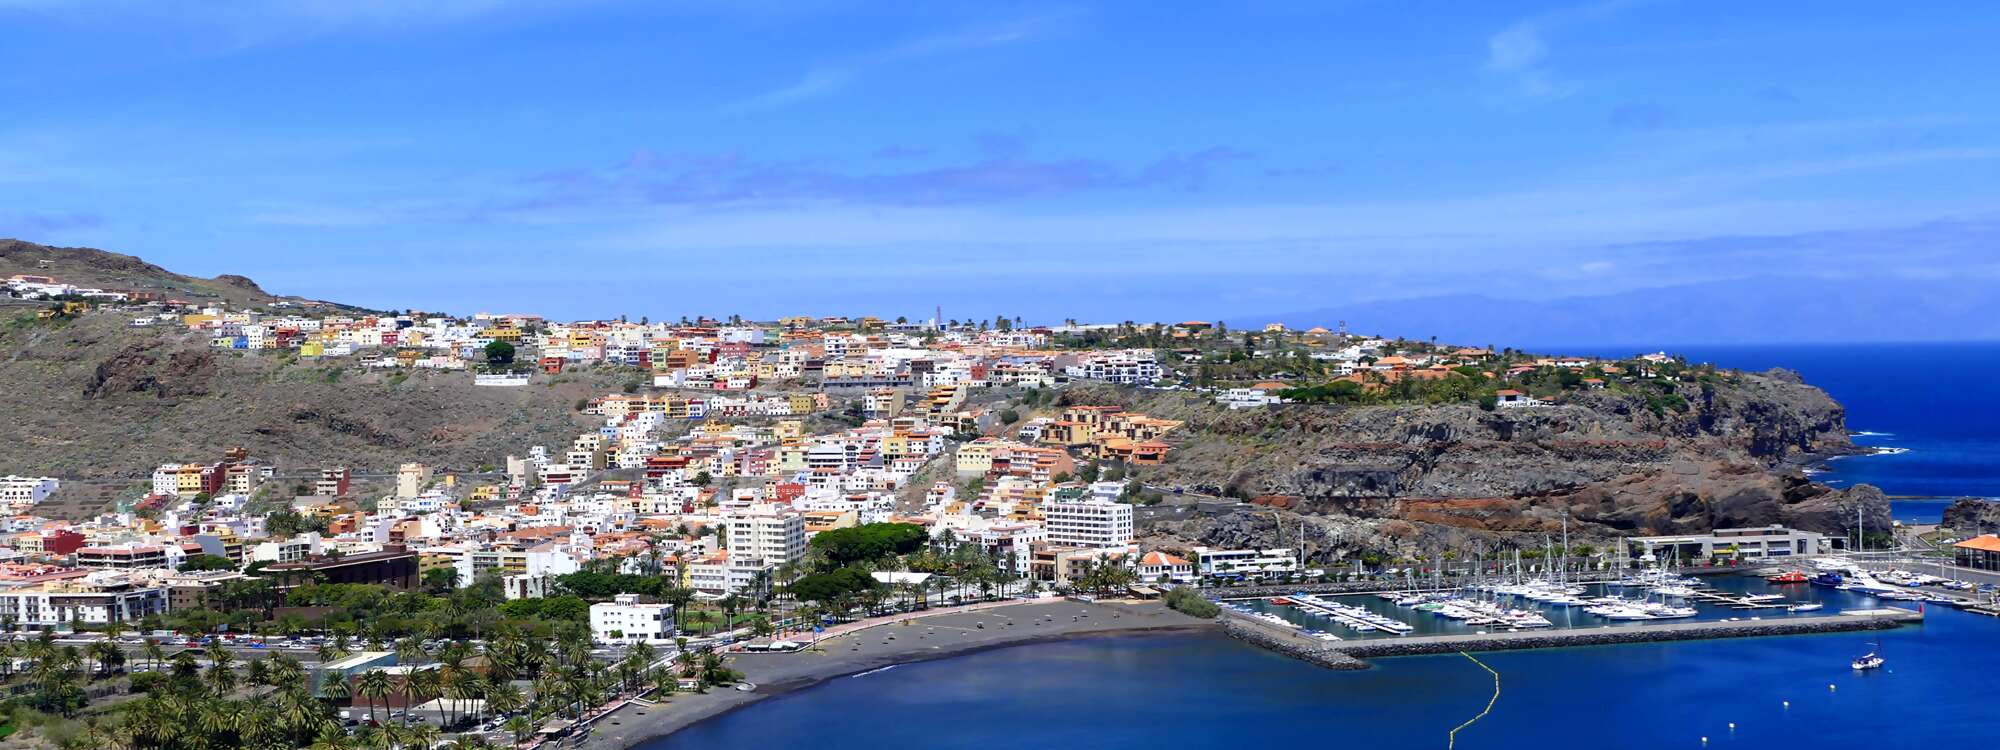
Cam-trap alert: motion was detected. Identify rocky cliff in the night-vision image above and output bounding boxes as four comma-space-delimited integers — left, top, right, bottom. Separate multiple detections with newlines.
1073, 374, 1887, 561
1942, 498, 2000, 534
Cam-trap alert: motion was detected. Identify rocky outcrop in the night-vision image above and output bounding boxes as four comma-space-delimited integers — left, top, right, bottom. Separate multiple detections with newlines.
84, 343, 217, 400
1942, 498, 2000, 534
1105, 369, 1878, 559
211, 274, 266, 294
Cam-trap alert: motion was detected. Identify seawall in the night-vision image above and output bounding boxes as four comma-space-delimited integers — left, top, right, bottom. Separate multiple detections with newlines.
1223, 608, 1920, 668
1222, 616, 1370, 670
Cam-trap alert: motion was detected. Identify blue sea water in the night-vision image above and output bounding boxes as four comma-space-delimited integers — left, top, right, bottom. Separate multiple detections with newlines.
1564, 342, 2000, 524
647, 594, 2000, 750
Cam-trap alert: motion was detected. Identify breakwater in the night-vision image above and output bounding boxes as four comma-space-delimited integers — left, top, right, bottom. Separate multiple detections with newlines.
1336, 610, 1919, 658
1222, 615, 1369, 670
1223, 608, 1921, 668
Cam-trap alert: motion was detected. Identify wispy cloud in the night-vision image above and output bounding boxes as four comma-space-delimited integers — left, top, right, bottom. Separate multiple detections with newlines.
727, 13, 1072, 112
503, 143, 1250, 213
1483, 0, 1643, 100
0, 210, 103, 237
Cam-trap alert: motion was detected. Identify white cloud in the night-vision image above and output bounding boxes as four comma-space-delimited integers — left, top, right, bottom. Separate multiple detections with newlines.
727, 13, 1072, 112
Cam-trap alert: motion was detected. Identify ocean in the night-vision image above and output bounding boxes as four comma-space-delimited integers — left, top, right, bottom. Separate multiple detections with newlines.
638, 341, 2000, 749
1565, 342, 2000, 524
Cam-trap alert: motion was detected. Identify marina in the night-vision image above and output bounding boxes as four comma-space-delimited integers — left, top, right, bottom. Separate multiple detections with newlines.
1218, 557, 1984, 647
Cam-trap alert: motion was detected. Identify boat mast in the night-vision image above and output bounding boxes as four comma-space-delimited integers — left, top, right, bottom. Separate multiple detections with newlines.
1560, 510, 1570, 585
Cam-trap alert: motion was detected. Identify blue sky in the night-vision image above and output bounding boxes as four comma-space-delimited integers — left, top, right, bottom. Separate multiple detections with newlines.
3, 1, 1999, 337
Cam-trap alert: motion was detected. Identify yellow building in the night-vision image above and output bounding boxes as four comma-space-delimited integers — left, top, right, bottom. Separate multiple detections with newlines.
774, 420, 806, 440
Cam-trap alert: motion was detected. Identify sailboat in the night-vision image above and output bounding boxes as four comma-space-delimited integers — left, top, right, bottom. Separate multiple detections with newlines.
1851, 641, 1885, 671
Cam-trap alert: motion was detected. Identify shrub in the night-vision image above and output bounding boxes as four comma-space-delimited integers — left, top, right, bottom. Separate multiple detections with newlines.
1163, 587, 1220, 618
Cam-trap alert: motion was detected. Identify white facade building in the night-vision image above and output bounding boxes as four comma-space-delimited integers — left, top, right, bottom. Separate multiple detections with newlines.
1190, 547, 1300, 577
589, 593, 675, 644
1043, 499, 1134, 548
0, 476, 58, 511
725, 505, 806, 566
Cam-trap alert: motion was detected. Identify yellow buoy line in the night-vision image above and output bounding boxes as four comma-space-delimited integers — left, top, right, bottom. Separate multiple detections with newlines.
1447, 651, 1501, 750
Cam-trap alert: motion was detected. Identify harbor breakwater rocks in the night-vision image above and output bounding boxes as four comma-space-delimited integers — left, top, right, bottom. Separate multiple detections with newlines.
1337, 614, 1910, 658
1227, 609, 1917, 668
1222, 617, 1370, 670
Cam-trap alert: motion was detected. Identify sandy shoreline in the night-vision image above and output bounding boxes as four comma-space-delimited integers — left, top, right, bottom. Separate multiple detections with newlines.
577, 600, 1217, 750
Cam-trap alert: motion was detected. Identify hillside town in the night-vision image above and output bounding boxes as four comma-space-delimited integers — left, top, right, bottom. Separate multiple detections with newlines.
0, 269, 1769, 748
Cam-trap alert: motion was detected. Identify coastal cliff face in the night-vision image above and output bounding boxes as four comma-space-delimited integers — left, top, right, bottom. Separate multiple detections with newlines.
1072, 374, 1885, 561
1942, 498, 2000, 534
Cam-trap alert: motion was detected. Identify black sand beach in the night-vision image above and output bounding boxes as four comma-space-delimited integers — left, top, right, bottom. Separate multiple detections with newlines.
576, 599, 1215, 750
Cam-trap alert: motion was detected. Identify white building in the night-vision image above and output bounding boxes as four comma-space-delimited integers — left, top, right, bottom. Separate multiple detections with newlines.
0, 571, 168, 629
725, 504, 806, 566
1043, 499, 1134, 548
1136, 551, 1196, 583
589, 593, 674, 644
0, 476, 58, 511
1191, 547, 1300, 577
249, 533, 324, 564
1217, 387, 1285, 409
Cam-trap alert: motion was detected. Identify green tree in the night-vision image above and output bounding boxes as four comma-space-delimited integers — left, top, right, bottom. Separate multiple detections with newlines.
484, 341, 516, 366
421, 567, 460, 595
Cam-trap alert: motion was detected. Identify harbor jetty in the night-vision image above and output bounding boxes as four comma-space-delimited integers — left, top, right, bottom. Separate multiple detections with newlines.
1223, 607, 1921, 668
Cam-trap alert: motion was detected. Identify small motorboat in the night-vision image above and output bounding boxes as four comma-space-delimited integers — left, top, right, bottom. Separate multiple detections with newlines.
1766, 571, 1808, 584
1269, 597, 1294, 606
1787, 602, 1824, 612
1851, 652, 1884, 670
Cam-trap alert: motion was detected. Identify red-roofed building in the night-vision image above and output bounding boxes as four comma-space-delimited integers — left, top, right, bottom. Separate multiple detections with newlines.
1136, 551, 1194, 583
1954, 534, 2000, 571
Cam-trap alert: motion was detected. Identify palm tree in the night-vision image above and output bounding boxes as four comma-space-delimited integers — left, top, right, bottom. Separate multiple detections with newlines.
269, 654, 307, 690
484, 680, 524, 718
503, 715, 534, 744
170, 650, 200, 683
276, 685, 325, 741
309, 724, 355, 750
205, 648, 239, 695
394, 636, 427, 668
648, 667, 678, 699
87, 640, 124, 677
405, 668, 440, 727
245, 655, 272, 687
321, 672, 354, 704
405, 722, 441, 750
355, 669, 394, 727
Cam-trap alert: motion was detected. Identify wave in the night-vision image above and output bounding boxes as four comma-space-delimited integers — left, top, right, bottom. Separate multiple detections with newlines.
852, 665, 899, 678
1851, 431, 1895, 437
1871, 447, 1912, 456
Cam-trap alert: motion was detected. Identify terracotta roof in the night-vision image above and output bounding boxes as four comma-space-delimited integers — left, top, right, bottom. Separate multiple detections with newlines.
1954, 535, 2000, 553
1140, 551, 1190, 566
